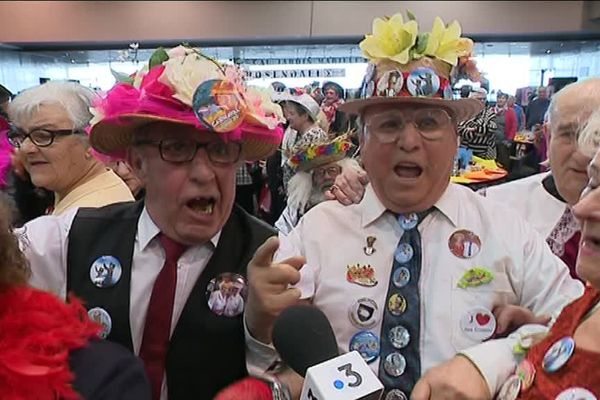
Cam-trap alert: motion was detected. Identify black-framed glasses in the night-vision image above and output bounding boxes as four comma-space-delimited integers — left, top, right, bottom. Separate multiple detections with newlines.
364, 108, 454, 143
135, 138, 242, 165
6, 125, 80, 148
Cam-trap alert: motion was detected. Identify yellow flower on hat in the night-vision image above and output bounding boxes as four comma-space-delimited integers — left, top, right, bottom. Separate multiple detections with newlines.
359, 13, 418, 64
421, 17, 473, 66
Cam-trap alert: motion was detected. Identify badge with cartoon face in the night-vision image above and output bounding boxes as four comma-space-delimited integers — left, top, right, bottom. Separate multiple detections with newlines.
89, 256, 122, 288
205, 273, 248, 317
193, 79, 246, 133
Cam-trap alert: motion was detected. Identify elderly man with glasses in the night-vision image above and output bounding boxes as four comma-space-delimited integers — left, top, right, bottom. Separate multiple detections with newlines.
244, 15, 583, 400
15, 47, 286, 400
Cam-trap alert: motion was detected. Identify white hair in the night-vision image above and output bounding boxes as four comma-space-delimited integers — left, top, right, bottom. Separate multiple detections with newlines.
8, 81, 96, 131
548, 78, 600, 133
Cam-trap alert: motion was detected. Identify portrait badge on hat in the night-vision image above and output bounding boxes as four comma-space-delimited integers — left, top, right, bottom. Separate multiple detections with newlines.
407, 68, 440, 97
349, 298, 379, 328
448, 230, 482, 259
88, 307, 112, 339
193, 79, 245, 133
376, 69, 404, 98
89, 256, 122, 288
349, 331, 380, 363
362, 64, 377, 98
206, 272, 248, 317
460, 307, 496, 341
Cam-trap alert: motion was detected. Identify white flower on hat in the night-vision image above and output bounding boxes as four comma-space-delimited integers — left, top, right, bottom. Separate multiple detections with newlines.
159, 53, 224, 107
245, 86, 285, 129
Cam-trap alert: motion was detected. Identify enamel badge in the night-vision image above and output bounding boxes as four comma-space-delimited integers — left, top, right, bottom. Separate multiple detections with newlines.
346, 264, 378, 287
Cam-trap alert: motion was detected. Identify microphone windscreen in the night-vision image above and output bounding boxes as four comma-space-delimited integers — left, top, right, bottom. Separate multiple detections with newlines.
272, 304, 339, 377
213, 377, 273, 400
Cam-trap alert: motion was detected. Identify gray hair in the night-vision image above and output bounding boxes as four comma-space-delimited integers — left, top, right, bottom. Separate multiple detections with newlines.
547, 78, 600, 133
8, 81, 96, 131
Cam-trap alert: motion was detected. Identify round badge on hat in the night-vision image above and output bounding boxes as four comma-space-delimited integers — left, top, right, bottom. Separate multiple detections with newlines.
394, 243, 414, 264
459, 307, 496, 341
389, 325, 410, 349
497, 374, 521, 400
398, 213, 418, 231
383, 352, 406, 377
516, 359, 536, 392
385, 389, 408, 400
542, 336, 575, 373
349, 298, 379, 329
376, 69, 404, 98
392, 267, 411, 288
89, 255, 122, 288
349, 331, 380, 364
555, 388, 597, 400
193, 79, 245, 133
87, 307, 112, 339
406, 67, 440, 97
205, 272, 248, 317
388, 293, 407, 316
448, 230, 482, 259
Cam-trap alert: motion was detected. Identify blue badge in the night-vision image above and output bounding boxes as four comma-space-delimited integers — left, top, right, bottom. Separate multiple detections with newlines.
407, 67, 441, 97
543, 336, 575, 373
349, 331, 380, 364
398, 213, 418, 230
88, 307, 112, 339
89, 256, 122, 288
383, 352, 407, 377
394, 243, 414, 264
389, 325, 411, 349
392, 267, 411, 288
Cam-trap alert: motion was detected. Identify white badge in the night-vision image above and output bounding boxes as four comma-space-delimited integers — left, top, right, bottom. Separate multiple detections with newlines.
459, 307, 496, 341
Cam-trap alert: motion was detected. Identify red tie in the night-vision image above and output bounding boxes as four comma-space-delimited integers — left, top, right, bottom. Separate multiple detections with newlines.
139, 234, 187, 400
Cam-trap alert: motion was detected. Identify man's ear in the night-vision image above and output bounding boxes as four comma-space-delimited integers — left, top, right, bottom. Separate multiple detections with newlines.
127, 147, 147, 183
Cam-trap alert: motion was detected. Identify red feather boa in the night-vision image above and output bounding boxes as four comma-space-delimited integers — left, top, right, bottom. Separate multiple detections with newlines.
0, 286, 101, 399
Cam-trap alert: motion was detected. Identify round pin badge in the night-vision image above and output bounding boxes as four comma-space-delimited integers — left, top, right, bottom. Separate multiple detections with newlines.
89, 255, 122, 288
392, 267, 411, 288
385, 389, 408, 400
497, 374, 521, 400
394, 243, 414, 264
542, 336, 575, 373
193, 79, 245, 133
389, 325, 410, 349
376, 69, 404, 98
383, 352, 406, 377
555, 387, 597, 400
205, 272, 248, 317
406, 68, 440, 97
388, 294, 407, 316
516, 359, 536, 392
448, 230, 482, 259
397, 213, 418, 231
349, 331, 380, 364
459, 307, 496, 341
349, 298, 379, 329
87, 307, 112, 339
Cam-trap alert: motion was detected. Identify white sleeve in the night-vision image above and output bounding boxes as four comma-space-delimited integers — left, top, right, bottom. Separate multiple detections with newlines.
16, 208, 78, 300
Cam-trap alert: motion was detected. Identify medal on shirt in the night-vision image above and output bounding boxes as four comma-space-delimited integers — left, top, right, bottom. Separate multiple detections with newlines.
89, 255, 123, 288
448, 230, 482, 259
346, 264, 378, 287
205, 273, 248, 317
457, 267, 494, 289
363, 236, 377, 256
87, 307, 112, 339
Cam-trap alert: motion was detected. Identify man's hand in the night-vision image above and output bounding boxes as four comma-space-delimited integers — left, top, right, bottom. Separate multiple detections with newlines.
492, 304, 551, 338
325, 167, 369, 205
411, 355, 491, 400
246, 237, 305, 344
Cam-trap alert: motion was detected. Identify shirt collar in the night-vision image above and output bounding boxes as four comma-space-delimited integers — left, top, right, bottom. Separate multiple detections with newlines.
138, 206, 221, 250
360, 183, 459, 228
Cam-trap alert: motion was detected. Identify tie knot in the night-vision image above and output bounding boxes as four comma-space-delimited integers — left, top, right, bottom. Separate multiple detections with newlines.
158, 234, 187, 263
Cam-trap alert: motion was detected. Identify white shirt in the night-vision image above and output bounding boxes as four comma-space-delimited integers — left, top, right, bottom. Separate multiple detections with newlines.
17, 206, 219, 400
248, 183, 584, 395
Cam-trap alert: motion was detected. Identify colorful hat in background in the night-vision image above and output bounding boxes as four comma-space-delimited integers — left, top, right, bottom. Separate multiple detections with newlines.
287, 134, 353, 171
340, 12, 483, 122
89, 45, 285, 161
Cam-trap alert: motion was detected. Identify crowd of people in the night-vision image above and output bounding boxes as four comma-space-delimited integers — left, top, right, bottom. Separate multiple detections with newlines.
0, 10, 598, 400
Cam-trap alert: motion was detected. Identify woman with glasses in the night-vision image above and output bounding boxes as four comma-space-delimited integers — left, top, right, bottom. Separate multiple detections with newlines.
6, 81, 134, 215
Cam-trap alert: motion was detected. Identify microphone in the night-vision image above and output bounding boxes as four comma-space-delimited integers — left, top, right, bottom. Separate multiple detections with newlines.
273, 305, 384, 400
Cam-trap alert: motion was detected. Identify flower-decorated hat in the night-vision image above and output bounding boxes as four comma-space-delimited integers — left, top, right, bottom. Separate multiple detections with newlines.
89, 45, 285, 161
340, 12, 483, 122
287, 134, 354, 172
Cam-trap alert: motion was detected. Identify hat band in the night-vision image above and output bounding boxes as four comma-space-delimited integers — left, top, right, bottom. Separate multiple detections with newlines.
363, 67, 451, 101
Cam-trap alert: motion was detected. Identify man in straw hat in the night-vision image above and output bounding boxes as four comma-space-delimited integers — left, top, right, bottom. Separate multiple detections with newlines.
244, 13, 583, 399
16, 45, 285, 399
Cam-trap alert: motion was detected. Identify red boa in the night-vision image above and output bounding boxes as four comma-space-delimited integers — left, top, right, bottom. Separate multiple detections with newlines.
0, 286, 100, 399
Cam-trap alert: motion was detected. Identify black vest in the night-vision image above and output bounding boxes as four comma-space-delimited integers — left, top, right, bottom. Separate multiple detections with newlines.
67, 201, 275, 399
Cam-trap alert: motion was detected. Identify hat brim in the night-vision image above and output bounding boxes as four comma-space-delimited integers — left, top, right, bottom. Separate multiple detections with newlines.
89, 114, 278, 161
338, 97, 483, 123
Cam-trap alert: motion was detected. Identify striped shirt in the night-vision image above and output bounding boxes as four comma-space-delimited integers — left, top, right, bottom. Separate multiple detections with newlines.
458, 107, 498, 160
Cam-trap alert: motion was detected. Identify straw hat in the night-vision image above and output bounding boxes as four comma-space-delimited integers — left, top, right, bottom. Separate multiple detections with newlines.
287, 134, 354, 172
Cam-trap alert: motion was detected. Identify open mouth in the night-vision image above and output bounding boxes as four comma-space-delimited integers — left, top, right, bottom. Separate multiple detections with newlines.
186, 197, 216, 215
394, 163, 423, 179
